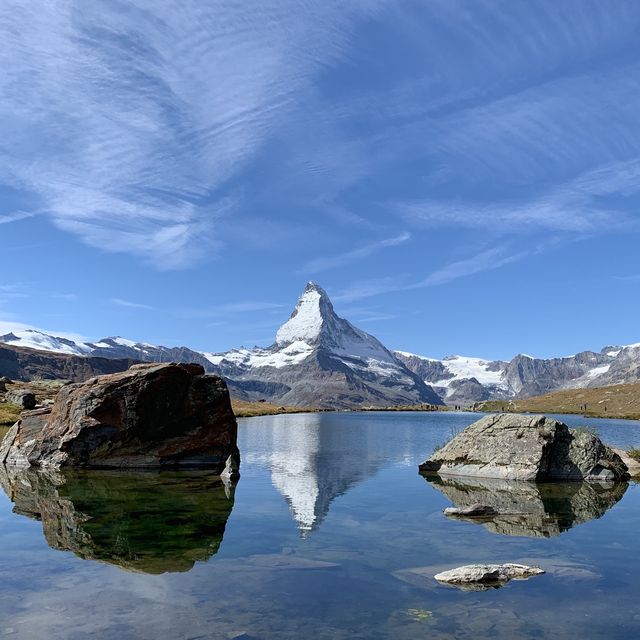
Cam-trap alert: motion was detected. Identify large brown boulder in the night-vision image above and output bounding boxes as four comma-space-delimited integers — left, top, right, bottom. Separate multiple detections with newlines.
0, 363, 239, 472
420, 413, 629, 481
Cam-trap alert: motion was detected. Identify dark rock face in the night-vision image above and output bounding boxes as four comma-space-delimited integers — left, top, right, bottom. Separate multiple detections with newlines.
442, 377, 491, 406
592, 344, 640, 387
393, 353, 452, 384
0, 466, 235, 574
5, 389, 36, 409
0, 343, 139, 382
420, 413, 629, 481
0, 363, 239, 471
88, 337, 216, 372
504, 352, 611, 397
427, 475, 627, 537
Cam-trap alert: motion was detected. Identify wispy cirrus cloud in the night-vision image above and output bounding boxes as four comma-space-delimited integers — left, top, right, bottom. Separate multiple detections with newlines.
177, 301, 286, 320
396, 158, 640, 237
332, 276, 407, 303
414, 247, 525, 288
334, 245, 527, 302
0, 210, 38, 225
111, 298, 153, 310
0, 0, 391, 268
302, 232, 411, 274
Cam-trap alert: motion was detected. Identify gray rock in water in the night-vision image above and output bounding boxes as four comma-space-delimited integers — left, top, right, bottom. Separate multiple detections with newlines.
5, 389, 36, 410
0, 363, 239, 472
420, 413, 629, 481
221, 453, 241, 481
612, 448, 640, 477
434, 563, 545, 590
443, 504, 498, 517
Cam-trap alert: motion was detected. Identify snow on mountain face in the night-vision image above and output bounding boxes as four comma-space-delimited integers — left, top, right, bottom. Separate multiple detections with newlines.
0, 329, 92, 356
274, 282, 398, 365
434, 355, 506, 389
276, 283, 326, 346
202, 340, 315, 370
395, 351, 509, 404
395, 351, 506, 387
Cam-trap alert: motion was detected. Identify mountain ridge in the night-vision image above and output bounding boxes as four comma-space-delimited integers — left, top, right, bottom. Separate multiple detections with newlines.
2, 283, 640, 408
0, 283, 442, 409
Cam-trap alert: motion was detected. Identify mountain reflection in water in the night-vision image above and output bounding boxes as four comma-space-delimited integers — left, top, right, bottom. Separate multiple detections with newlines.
424, 474, 628, 537
243, 413, 390, 536
0, 467, 235, 574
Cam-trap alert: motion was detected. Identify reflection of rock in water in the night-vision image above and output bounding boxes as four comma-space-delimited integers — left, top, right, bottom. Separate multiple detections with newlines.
0, 467, 235, 573
424, 475, 627, 537
248, 414, 387, 536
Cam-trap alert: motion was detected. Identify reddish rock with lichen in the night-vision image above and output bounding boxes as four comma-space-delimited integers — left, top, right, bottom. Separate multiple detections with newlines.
0, 363, 239, 473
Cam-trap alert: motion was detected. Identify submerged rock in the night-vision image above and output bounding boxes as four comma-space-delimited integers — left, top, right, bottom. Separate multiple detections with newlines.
443, 504, 498, 517
420, 413, 629, 481
434, 563, 545, 590
0, 362, 239, 471
427, 475, 627, 537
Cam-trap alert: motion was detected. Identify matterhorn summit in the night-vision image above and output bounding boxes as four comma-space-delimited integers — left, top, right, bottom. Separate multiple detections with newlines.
275, 282, 332, 346
206, 282, 443, 408
275, 283, 402, 364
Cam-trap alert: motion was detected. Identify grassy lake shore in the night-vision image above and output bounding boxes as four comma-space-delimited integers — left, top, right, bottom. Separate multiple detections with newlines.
475, 382, 640, 421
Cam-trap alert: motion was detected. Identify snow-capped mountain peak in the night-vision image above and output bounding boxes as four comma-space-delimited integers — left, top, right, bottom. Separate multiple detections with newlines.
0, 329, 92, 356
274, 282, 400, 367
275, 282, 332, 346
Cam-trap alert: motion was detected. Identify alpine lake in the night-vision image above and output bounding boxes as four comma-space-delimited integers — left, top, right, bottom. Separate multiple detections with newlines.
0, 411, 639, 639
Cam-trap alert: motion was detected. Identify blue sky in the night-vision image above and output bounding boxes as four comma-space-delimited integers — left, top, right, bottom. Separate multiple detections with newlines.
1, 0, 640, 360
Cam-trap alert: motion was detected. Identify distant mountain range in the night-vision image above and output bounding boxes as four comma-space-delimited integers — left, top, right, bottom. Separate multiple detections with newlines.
2, 282, 639, 408
395, 346, 640, 406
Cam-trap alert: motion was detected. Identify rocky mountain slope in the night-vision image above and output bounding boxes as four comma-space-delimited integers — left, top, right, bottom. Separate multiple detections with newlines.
0, 343, 139, 383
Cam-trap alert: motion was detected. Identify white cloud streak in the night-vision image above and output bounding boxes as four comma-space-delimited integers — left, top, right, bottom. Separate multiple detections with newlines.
334, 245, 527, 302
111, 297, 153, 310
177, 301, 286, 319
415, 247, 525, 288
0, 211, 38, 225
302, 232, 411, 273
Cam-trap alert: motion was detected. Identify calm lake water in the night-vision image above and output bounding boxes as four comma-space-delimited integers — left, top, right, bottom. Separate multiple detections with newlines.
1, 411, 639, 639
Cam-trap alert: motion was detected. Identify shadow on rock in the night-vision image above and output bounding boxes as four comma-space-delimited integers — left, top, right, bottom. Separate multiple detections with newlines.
0, 466, 235, 573
423, 474, 627, 537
